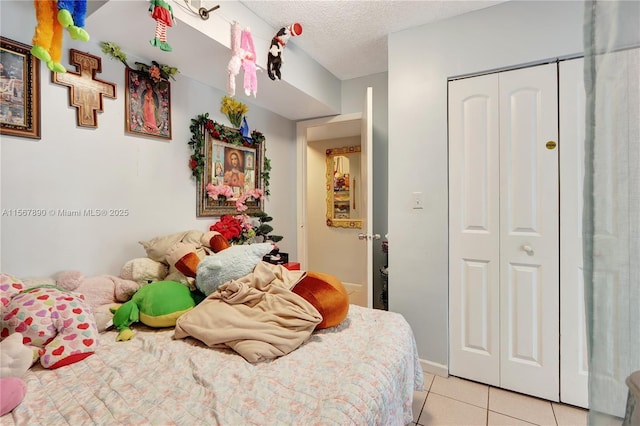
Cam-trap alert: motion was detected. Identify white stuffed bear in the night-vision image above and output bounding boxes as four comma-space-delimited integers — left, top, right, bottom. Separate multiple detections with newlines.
0, 332, 35, 416
120, 257, 169, 287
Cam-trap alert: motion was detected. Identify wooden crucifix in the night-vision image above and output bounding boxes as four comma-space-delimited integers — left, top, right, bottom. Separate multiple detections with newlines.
52, 49, 116, 128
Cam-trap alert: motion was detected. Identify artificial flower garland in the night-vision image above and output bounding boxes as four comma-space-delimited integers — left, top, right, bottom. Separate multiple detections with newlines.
100, 41, 179, 90
188, 113, 271, 196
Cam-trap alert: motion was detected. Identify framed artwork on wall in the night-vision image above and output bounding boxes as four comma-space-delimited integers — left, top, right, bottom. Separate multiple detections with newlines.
0, 37, 40, 139
124, 67, 171, 140
52, 49, 116, 128
197, 127, 264, 217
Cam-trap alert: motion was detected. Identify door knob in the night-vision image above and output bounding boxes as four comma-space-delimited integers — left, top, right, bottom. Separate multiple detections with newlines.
358, 233, 382, 240
522, 245, 534, 256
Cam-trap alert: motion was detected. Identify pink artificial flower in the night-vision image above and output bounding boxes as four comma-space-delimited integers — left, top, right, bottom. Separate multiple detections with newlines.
149, 66, 161, 82
236, 193, 248, 211
206, 183, 234, 200
246, 188, 264, 200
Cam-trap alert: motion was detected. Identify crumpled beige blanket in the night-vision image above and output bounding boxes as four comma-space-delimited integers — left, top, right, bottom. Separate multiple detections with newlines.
174, 261, 322, 362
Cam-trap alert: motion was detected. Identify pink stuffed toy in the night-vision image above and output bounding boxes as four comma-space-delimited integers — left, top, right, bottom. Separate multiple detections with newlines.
55, 270, 140, 332
241, 27, 257, 97
0, 274, 98, 369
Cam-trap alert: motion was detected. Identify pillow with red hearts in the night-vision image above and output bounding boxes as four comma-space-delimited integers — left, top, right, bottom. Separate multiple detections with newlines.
0, 274, 98, 369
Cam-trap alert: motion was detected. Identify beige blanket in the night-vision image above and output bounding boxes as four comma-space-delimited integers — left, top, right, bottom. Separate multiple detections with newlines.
174, 261, 322, 362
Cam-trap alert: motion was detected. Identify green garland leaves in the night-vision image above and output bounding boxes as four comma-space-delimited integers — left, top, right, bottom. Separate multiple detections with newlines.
100, 41, 179, 90
188, 113, 271, 196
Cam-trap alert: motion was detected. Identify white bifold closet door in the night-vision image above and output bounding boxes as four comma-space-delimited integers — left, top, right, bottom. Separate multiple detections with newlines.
449, 63, 560, 402
559, 57, 589, 408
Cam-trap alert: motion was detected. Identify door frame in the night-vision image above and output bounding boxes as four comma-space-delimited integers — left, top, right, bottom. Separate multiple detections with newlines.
296, 112, 361, 269
296, 112, 373, 308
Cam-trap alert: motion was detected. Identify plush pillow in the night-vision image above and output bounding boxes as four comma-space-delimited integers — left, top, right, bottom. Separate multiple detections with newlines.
0, 377, 27, 416
0, 333, 35, 378
195, 243, 274, 296
140, 230, 211, 263
292, 271, 349, 329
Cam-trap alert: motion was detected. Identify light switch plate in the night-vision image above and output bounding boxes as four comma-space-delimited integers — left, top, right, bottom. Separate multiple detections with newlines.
412, 192, 424, 209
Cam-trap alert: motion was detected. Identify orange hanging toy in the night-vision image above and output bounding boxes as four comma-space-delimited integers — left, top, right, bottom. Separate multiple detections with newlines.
31, 0, 89, 73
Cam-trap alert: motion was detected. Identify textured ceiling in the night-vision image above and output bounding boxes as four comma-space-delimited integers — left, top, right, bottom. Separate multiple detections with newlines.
240, 0, 507, 80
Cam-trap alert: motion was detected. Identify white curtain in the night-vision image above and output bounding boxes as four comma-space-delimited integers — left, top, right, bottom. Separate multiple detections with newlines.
583, 1, 640, 423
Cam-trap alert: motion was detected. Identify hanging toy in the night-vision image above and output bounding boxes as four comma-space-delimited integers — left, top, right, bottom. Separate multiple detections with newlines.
149, 0, 175, 52
241, 27, 257, 97
31, 0, 90, 73
227, 21, 244, 96
267, 23, 302, 81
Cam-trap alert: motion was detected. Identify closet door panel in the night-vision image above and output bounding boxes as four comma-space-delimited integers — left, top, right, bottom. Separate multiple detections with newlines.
559, 57, 589, 408
448, 74, 500, 385
499, 63, 560, 402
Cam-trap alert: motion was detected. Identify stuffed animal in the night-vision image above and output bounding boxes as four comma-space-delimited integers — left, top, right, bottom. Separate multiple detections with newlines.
149, 0, 175, 52
241, 27, 257, 97
138, 230, 229, 289
120, 257, 169, 287
31, 0, 89, 73
267, 23, 302, 81
55, 271, 141, 332
167, 238, 350, 330
227, 21, 244, 97
0, 333, 33, 416
0, 274, 98, 369
167, 241, 274, 296
110, 280, 201, 341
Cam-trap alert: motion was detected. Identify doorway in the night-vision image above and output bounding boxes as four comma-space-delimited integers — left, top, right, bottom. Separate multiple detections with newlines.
296, 88, 374, 308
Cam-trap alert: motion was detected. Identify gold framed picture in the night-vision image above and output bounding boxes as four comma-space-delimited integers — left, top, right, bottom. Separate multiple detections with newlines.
0, 37, 40, 139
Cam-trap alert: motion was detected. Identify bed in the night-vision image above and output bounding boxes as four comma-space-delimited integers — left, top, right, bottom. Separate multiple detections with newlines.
3, 304, 424, 425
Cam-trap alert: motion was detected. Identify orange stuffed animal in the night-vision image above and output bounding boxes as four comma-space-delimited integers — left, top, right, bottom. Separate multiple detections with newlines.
31, 0, 89, 73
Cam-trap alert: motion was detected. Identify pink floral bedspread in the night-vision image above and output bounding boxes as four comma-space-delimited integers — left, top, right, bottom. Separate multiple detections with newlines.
3, 305, 424, 425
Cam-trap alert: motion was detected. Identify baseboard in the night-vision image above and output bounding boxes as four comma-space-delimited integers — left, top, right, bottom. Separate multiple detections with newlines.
419, 359, 448, 378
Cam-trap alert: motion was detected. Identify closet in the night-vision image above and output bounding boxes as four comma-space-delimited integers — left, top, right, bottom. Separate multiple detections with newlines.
448, 60, 588, 407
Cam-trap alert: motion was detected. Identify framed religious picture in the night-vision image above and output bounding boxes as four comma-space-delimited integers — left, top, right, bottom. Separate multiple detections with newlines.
124, 67, 171, 140
0, 37, 40, 139
196, 121, 265, 217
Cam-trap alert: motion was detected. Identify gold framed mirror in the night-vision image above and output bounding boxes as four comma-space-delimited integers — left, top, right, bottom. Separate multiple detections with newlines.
326, 145, 362, 228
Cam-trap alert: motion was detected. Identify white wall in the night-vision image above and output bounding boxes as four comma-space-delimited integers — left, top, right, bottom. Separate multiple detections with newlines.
0, 1, 297, 278
388, 1, 584, 369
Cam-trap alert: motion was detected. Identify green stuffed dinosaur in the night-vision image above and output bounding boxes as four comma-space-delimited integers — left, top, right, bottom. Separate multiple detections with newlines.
111, 280, 203, 341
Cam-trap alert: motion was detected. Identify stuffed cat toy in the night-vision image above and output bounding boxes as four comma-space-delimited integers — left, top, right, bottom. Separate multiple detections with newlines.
267, 23, 302, 81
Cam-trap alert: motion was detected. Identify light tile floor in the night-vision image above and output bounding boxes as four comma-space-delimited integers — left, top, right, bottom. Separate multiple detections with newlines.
411, 373, 609, 426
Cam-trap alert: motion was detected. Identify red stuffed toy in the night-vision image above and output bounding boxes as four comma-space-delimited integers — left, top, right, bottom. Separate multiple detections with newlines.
149, 0, 175, 52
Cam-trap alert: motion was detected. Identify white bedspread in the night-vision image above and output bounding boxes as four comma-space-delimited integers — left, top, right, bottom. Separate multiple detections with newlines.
3, 305, 424, 426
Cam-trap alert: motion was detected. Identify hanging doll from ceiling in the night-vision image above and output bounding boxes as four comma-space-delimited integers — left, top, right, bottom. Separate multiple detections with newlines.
267, 23, 302, 81
149, 0, 175, 52
241, 27, 257, 97
31, 0, 89, 73
227, 21, 243, 97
